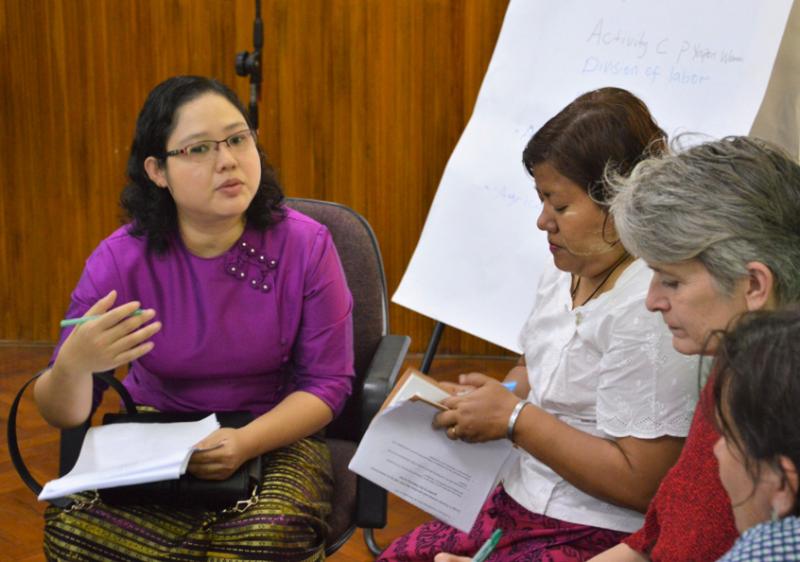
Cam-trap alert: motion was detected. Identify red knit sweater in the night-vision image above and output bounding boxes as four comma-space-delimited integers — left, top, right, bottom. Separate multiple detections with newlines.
623, 381, 738, 561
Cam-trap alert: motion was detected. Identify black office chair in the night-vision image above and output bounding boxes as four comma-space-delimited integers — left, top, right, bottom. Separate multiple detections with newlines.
284, 198, 409, 556
11, 198, 408, 557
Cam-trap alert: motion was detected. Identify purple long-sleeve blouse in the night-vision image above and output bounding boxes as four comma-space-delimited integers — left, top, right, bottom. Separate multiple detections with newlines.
51, 208, 355, 417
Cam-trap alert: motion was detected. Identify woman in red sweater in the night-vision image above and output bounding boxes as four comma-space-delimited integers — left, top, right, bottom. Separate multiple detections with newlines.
589, 136, 800, 562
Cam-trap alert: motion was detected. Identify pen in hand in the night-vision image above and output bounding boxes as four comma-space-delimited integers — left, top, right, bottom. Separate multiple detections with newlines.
60, 309, 144, 327
457, 381, 517, 397
471, 528, 503, 562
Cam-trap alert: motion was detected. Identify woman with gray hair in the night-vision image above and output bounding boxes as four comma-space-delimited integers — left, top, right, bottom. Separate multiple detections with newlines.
589, 136, 800, 561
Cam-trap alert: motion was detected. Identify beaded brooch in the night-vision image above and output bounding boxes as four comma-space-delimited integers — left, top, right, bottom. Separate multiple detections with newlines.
224, 240, 278, 293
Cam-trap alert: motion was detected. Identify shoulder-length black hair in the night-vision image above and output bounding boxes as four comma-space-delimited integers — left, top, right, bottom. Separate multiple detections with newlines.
522, 87, 666, 206
712, 307, 800, 514
120, 75, 284, 253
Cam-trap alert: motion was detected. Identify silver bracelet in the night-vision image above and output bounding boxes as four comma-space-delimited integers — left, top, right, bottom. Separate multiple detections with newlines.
506, 399, 530, 441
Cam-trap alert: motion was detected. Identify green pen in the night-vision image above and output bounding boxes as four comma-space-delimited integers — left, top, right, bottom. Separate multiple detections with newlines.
60, 309, 144, 328
471, 529, 502, 562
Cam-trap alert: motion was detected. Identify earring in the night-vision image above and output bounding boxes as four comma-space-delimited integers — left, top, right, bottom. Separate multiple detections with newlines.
771, 507, 779, 523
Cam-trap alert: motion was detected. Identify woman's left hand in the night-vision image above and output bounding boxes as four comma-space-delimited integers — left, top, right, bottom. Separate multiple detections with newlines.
434, 373, 520, 443
188, 427, 250, 480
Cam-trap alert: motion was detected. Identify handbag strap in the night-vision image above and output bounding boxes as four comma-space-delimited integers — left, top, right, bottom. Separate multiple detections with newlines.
7, 369, 138, 507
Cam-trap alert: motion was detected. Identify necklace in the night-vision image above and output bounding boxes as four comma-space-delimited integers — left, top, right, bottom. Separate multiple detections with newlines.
570, 252, 631, 307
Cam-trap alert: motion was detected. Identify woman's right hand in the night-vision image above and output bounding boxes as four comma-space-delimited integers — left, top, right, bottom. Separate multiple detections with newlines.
55, 290, 161, 377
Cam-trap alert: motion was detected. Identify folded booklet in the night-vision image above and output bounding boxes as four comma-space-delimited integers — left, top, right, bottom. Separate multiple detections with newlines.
349, 368, 515, 533
382, 367, 453, 410
39, 414, 220, 501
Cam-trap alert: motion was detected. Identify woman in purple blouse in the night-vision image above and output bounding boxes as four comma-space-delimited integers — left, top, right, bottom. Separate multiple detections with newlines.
34, 76, 354, 560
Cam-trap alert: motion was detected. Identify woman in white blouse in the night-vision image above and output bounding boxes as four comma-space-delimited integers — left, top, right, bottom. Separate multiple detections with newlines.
378, 88, 698, 562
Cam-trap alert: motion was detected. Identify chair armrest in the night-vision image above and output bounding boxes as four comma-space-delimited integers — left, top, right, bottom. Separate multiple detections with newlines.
359, 334, 410, 437
355, 334, 409, 531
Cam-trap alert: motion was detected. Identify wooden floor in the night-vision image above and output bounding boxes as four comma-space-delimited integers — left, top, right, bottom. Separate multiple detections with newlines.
0, 341, 515, 562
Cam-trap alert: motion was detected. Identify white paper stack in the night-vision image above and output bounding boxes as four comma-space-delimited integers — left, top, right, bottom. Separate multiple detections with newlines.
39, 414, 220, 501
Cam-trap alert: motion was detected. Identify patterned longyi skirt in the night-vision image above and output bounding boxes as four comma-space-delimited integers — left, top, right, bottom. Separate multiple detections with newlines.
43, 435, 332, 562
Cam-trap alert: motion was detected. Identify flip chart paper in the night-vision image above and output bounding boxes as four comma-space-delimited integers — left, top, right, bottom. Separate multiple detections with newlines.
393, 0, 793, 351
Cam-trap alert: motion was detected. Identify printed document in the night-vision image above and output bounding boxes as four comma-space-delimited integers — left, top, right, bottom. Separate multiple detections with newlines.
349, 370, 515, 532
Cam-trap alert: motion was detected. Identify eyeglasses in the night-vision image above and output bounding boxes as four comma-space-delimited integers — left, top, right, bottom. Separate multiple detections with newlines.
164, 129, 257, 163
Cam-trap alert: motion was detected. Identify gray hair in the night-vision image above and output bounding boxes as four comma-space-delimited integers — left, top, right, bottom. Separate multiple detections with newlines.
609, 136, 800, 305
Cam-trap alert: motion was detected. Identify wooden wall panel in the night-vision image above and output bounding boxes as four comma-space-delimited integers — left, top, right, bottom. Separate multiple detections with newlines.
1, 0, 513, 358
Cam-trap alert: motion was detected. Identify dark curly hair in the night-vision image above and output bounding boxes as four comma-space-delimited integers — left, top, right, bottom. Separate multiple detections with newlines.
711, 307, 800, 515
522, 87, 666, 206
120, 76, 284, 253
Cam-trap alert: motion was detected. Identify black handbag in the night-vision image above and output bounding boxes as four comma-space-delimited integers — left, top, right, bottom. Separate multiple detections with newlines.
9, 370, 262, 511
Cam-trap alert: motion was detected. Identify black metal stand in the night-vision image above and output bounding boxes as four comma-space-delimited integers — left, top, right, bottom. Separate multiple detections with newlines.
235, 0, 263, 129
420, 321, 446, 374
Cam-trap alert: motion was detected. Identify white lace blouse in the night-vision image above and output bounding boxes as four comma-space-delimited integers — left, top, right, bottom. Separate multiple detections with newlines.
502, 258, 698, 533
